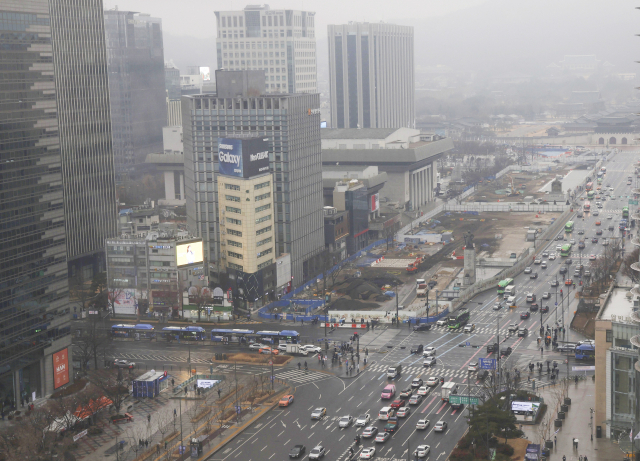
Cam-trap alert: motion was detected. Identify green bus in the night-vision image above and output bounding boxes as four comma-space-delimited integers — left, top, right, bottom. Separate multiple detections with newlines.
623, 206, 629, 219
597, 177, 603, 184
497, 278, 514, 296
565, 221, 574, 233
448, 307, 470, 330
587, 191, 594, 200
560, 243, 572, 257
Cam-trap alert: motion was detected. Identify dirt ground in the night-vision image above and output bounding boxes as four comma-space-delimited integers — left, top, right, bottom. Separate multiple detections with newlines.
505, 437, 532, 461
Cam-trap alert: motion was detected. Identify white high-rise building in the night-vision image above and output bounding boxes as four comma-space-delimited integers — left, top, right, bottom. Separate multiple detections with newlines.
215, 5, 317, 94
328, 22, 414, 129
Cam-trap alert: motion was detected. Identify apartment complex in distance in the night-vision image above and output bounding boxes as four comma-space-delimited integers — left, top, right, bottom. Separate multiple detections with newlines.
328, 22, 414, 129
214, 4, 317, 93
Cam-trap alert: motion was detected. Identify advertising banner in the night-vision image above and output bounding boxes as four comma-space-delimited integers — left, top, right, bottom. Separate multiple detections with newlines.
176, 240, 203, 267
53, 348, 70, 389
108, 289, 139, 315
196, 379, 220, 388
511, 401, 540, 413
370, 193, 379, 212
218, 137, 270, 178
199, 66, 210, 81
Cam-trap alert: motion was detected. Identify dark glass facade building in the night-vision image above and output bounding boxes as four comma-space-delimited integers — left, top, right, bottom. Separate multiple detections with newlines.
104, 10, 166, 176
0, 0, 116, 405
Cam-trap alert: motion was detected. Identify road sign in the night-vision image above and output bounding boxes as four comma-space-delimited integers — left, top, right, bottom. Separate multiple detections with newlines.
268, 360, 273, 366
555, 302, 558, 306
465, 341, 470, 346
479, 358, 496, 370
235, 405, 241, 414
449, 395, 480, 405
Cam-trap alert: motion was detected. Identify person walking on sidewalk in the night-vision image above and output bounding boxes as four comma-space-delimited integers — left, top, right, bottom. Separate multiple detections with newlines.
554, 435, 557, 448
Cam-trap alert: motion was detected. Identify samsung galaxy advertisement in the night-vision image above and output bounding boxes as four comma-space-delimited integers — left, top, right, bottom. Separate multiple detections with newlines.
218, 137, 270, 178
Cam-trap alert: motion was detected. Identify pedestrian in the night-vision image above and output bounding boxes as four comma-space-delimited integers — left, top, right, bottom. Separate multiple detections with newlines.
584, 456, 588, 461
174, 408, 177, 417
165, 440, 168, 450
301, 318, 304, 325
554, 436, 557, 448
563, 456, 566, 461
298, 362, 301, 370
217, 388, 221, 398
541, 346, 544, 355
171, 378, 175, 387
145, 439, 148, 448
139, 439, 143, 447
157, 444, 160, 454
579, 455, 583, 461
147, 413, 151, 423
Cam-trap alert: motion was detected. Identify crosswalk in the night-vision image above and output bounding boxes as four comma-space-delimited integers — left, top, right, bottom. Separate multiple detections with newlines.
274, 369, 332, 384
365, 363, 481, 380
428, 325, 511, 336
116, 352, 212, 363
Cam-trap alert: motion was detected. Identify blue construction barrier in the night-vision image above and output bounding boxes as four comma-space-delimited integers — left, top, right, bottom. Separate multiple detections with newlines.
405, 309, 450, 325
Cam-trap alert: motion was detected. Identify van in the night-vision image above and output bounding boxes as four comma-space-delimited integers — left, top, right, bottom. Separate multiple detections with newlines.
506, 296, 516, 305
378, 407, 394, 421
381, 384, 396, 399
387, 364, 402, 379
416, 278, 426, 286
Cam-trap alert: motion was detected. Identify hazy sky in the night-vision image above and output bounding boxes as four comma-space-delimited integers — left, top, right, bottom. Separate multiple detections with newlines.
103, 0, 638, 76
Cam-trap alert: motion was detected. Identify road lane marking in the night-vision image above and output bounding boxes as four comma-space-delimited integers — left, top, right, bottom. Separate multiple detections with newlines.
278, 430, 284, 436
435, 402, 447, 414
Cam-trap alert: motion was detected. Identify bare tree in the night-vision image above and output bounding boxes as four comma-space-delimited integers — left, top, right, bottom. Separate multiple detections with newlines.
621, 247, 639, 283
383, 220, 401, 250
69, 270, 94, 313
73, 313, 112, 374
155, 408, 173, 443
88, 368, 130, 416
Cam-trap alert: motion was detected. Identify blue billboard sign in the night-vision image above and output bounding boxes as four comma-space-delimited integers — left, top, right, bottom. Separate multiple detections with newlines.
218, 137, 270, 178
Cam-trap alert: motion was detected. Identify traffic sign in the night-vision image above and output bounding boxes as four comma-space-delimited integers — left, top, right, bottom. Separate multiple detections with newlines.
449, 395, 480, 405
465, 341, 470, 346
268, 360, 273, 366
555, 302, 558, 306
235, 405, 241, 414
479, 358, 496, 370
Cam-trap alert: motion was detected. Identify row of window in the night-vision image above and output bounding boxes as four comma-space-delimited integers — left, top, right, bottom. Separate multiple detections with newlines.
257, 247, 273, 258
225, 194, 240, 202
225, 184, 240, 191
228, 240, 242, 248
255, 181, 270, 190
227, 217, 241, 225
256, 225, 272, 236
193, 97, 282, 110
228, 251, 243, 260
228, 262, 243, 271
257, 236, 272, 247
256, 214, 271, 224
221, 40, 285, 50
255, 203, 271, 213
228, 228, 242, 237
226, 206, 241, 214
255, 192, 270, 201
258, 259, 273, 270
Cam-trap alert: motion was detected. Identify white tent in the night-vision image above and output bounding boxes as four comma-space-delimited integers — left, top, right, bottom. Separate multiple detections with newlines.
46, 411, 80, 433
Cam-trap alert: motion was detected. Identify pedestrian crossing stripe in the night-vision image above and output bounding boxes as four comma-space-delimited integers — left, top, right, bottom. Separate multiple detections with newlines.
365, 363, 482, 379
274, 369, 331, 384
428, 326, 513, 335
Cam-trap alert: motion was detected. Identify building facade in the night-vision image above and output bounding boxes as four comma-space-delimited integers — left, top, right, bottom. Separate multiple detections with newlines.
104, 10, 166, 176
328, 22, 414, 129
0, 0, 116, 406
214, 4, 317, 94
183, 70, 325, 287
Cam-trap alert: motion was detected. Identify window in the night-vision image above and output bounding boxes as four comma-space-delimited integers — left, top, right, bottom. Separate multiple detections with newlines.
254, 181, 270, 190
256, 214, 271, 224
225, 195, 240, 202
258, 259, 273, 270
226, 217, 242, 225
228, 229, 242, 237
228, 240, 242, 248
225, 183, 240, 191
607, 330, 613, 343
256, 225, 272, 235
229, 262, 244, 271
255, 192, 271, 201
257, 236, 272, 246
255, 203, 271, 213
225, 206, 241, 214
228, 251, 243, 260
257, 248, 273, 258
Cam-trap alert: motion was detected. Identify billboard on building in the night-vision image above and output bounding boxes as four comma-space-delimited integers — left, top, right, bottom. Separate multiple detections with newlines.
176, 240, 203, 267
218, 137, 270, 178
53, 348, 70, 389
109, 289, 140, 315
199, 66, 211, 81
370, 193, 379, 212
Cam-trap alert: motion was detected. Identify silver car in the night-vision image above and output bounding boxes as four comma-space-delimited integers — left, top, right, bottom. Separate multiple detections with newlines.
338, 415, 353, 428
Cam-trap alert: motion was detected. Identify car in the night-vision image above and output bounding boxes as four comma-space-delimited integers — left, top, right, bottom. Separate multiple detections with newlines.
468, 362, 478, 372
556, 244, 563, 251
301, 345, 322, 353
592, 237, 599, 243
565, 258, 573, 265
397, 406, 411, 418
565, 279, 574, 286
411, 378, 424, 388
508, 323, 519, 333
277, 344, 288, 352
595, 220, 601, 226
556, 234, 564, 241
355, 414, 371, 426
399, 387, 413, 398
409, 394, 423, 405
542, 292, 550, 299
415, 445, 431, 458
249, 343, 266, 351
259, 348, 279, 355
602, 239, 609, 246
309, 446, 326, 460
463, 324, 476, 333
608, 215, 613, 220
289, 445, 306, 458
410, 344, 424, 354
559, 267, 567, 275
541, 305, 549, 313
434, 421, 448, 432
374, 432, 391, 443
423, 347, 436, 357
435, 319, 447, 327
416, 418, 430, 430
526, 293, 536, 302
113, 359, 135, 369
534, 259, 541, 265
541, 261, 547, 269
557, 343, 577, 353
520, 312, 530, 320
578, 229, 584, 235
360, 447, 376, 460
551, 279, 559, 287
413, 324, 431, 332
518, 327, 528, 337
610, 187, 614, 191
362, 426, 379, 438
584, 269, 591, 277
570, 239, 576, 245
578, 339, 595, 346
423, 356, 436, 367
390, 399, 405, 409
530, 272, 538, 279
310, 407, 326, 419
279, 395, 294, 407
493, 302, 503, 310
549, 252, 556, 260
426, 376, 439, 387
593, 210, 599, 216
501, 346, 513, 357
529, 303, 539, 312
542, 251, 549, 257
524, 267, 532, 274
338, 415, 353, 428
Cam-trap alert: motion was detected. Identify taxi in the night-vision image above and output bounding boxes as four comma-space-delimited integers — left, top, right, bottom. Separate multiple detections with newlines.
279, 394, 294, 407
259, 347, 279, 355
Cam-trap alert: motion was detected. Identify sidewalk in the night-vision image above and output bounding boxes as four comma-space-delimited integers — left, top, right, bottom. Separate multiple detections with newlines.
520, 377, 622, 461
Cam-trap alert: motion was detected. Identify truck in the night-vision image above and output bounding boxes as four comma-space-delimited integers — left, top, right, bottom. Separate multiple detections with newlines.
504, 285, 516, 296
416, 284, 428, 297
387, 364, 402, 379
578, 240, 585, 249
441, 382, 458, 401
285, 344, 308, 356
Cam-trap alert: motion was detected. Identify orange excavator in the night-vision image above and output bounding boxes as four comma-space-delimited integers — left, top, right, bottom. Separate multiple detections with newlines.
406, 255, 424, 272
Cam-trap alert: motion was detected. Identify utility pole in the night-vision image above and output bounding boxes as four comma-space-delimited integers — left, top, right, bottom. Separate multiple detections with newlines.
425, 290, 430, 324
235, 361, 239, 425
395, 282, 399, 328
496, 315, 501, 393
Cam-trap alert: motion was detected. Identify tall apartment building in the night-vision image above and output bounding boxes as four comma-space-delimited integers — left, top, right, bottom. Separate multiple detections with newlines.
0, 0, 116, 406
328, 22, 414, 129
214, 4, 317, 94
183, 70, 325, 287
104, 10, 166, 176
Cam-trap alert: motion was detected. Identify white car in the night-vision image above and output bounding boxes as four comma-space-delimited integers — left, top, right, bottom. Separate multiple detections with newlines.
113, 359, 135, 369
468, 362, 478, 372
435, 319, 447, 327
397, 407, 411, 418
301, 345, 322, 353
556, 244, 563, 251
423, 356, 436, 367
426, 376, 439, 387
360, 447, 376, 460
417, 386, 429, 395
607, 215, 613, 220
434, 421, 448, 432
309, 446, 326, 460
249, 343, 265, 351
416, 419, 430, 430
534, 259, 541, 265
338, 415, 353, 428
277, 344, 288, 352
355, 414, 370, 426
423, 347, 436, 357
524, 267, 532, 274
415, 445, 431, 458
549, 253, 556, 260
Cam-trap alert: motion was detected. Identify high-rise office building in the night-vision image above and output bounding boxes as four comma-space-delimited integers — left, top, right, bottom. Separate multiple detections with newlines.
183, 70, 325, 287
104, 10, 166, 175
214, 5, 317, 94
0, 0, 116, 405
328, 22, 414, 129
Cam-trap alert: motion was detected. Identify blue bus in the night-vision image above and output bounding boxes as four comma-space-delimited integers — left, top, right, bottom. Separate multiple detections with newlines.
211, 329, 254, 344
111, 324, 156, 339
575, 344, 595, 360
160, 326, 206, 341
256, 330, 300, 345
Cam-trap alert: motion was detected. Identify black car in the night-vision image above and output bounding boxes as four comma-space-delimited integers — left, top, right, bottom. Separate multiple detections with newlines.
520, 312, 530, 319
413, 324, 431, 332
529, 303, 539, 312
596, 229, 603, 235
530, 272, 538, 279
541, 306, 549, 313
501, 347, 513, 357
477, 370, 489, 380
290, 445, 306, 458
559, 267, 567, 275
578, 229, 584, 235
551, 280, 559, 287
486, 342, 499, 353
592, 237, 599, 243
410, 344, 424, 354
565, 259, 573, 265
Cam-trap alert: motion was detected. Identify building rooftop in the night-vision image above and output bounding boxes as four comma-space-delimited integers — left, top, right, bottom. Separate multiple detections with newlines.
321, 128, 399, 140
599, 287, 636, 323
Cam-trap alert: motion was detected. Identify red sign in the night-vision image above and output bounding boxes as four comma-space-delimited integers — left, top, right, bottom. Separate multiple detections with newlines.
53, 348, 69, 389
